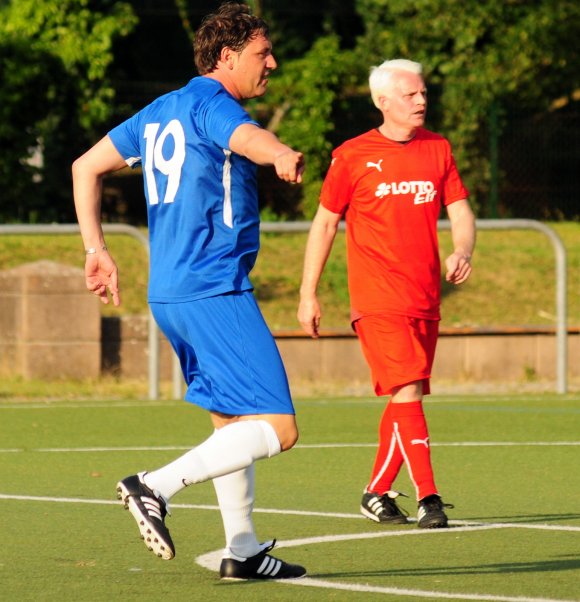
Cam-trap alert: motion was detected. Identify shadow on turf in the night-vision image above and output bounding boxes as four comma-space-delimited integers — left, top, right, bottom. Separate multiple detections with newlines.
465, 512, 580, 523
312, 556, 580, 579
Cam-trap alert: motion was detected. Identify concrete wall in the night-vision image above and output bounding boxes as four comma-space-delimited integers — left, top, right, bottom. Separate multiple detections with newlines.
275, 330, 580, 393
0, 261, 101, 379
0, 262, 576, 392
100, 316, 580, 393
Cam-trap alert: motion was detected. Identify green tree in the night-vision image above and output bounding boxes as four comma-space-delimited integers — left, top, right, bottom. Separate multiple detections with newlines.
169, 1, 362, 219
0, 0, 136, 222
254, 35, 358, 218
243, 0, 578, 219
352, 0, 580, 215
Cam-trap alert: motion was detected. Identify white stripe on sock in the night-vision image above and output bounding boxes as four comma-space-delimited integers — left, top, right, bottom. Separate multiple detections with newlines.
369, 432, 398, 492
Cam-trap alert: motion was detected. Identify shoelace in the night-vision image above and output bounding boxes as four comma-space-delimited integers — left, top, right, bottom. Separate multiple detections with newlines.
378, 492, 410, 517
422, 496, 454, 511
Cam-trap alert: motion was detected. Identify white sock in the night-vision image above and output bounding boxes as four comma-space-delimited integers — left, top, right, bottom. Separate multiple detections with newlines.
143, 420, 281, 500
213, 464, 261, 559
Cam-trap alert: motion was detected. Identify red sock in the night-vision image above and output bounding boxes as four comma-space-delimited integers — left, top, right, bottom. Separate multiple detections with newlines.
390, 400, 438, 501
367, 401, 404, 493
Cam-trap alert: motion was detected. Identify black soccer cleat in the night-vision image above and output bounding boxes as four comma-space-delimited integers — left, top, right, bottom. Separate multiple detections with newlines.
360, 489, 409, 524
116, 472, 175, 560
219, 540, 306, 580
417, 494, 454, 529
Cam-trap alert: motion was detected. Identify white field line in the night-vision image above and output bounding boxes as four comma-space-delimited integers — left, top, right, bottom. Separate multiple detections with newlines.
1, 492, 578, 601
197, 530, 580, 602
280, 577, 580, 602
0, 396, 578, 409
0, 401, 178, 410
0, 493, 579, 534
1, 441, 579, 454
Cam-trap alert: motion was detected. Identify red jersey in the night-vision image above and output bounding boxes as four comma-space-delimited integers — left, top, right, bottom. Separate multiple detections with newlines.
320, 127, 468, 321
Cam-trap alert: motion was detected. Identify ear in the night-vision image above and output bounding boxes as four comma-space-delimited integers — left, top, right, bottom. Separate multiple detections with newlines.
378, 95, 389, 111
219, 46, 237, 70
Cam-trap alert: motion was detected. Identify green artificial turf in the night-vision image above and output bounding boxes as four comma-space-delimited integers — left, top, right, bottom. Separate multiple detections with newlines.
1, 394, 579, 601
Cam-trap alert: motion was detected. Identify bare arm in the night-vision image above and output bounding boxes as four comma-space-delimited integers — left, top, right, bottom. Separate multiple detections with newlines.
445, 199, 476, 285
229, 123, 304, 183
297, 204, 342, 338
72, 135, 127, 306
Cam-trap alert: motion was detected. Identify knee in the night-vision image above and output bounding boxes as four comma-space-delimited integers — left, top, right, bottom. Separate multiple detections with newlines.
242, 414, 299, 453
269, 415, 299, 451
279, 423, 299, 451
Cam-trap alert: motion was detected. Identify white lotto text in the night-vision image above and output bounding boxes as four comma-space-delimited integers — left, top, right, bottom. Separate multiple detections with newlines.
375, 180, 437, 204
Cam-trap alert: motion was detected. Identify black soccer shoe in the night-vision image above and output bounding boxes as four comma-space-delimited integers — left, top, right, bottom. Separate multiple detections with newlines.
116, 472, 175, 560
417, 494, 454, 529
360, 489, 409, 524
219, 540, 306, 580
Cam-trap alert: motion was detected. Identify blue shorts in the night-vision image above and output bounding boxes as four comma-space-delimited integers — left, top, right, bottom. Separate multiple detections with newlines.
150, 291, 295, 416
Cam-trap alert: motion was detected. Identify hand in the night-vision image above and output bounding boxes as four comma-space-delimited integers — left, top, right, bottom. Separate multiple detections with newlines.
274, 150, 305, 184
445, 251, 472, 285
85, 251, 121, 306
297, 296, 321, 338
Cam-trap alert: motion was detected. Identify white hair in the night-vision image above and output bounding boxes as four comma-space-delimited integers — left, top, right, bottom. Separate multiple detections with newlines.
369, 59, 423, 108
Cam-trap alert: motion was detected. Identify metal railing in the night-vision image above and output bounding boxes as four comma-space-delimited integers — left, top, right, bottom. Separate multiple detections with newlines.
257, 218, 569, 394
0, 224, 159, 400
0, 219, 568, 396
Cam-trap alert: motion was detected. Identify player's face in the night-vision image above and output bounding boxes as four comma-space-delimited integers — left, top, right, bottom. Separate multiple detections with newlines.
382, 72, 427, 130
232, 34, 277, 99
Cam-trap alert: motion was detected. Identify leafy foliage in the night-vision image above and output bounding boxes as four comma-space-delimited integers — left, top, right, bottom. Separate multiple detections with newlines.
0, 0, 577, 222
254, 35, 358, 218
245, 0, 579, 219
352, 0, 580, 214
0, 0, 136, 222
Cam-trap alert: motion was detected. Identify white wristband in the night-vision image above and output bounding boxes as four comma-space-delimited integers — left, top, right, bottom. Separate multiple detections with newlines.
85, 245, 108, 255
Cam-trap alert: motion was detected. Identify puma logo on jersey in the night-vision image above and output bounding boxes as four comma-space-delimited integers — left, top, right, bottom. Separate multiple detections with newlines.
366, 159, 383, 172
411, 437, 430, 448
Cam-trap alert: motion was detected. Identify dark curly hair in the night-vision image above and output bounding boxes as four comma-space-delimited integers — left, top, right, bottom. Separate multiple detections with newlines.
194, 2, 270, 75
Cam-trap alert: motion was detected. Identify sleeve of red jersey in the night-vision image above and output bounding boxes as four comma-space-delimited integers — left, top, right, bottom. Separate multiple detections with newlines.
442, 141, 469, 206
319, 152, 352, 215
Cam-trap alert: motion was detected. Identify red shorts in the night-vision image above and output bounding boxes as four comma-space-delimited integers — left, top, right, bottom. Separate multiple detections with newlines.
354, 314, 439, 396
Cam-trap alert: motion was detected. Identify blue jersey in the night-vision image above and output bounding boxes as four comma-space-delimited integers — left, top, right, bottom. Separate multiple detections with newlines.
108, 77, 260, 303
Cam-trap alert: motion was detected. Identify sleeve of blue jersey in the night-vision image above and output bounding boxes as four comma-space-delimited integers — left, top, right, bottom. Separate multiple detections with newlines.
108, 113, 143, 167
201, 89, 260, 150
106, 86, 259, 163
